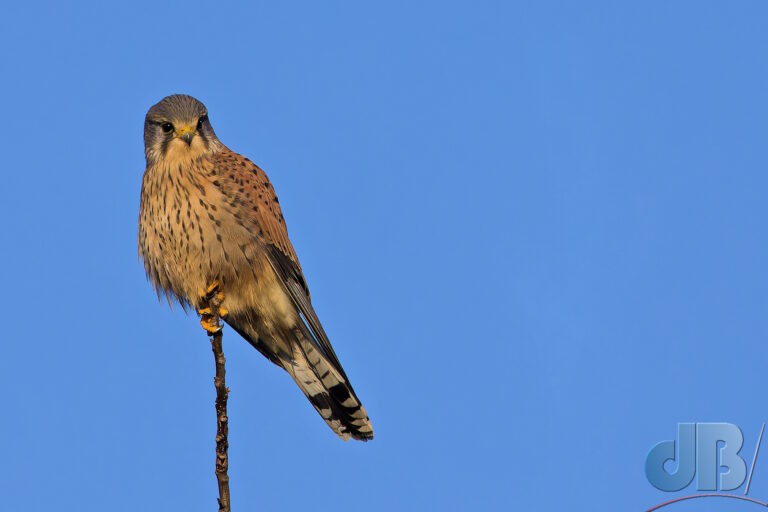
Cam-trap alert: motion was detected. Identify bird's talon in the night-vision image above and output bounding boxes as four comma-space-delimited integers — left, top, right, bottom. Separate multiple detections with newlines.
200, 317, 222, 335
198, 280, 226, 333
206, 280, 221, 295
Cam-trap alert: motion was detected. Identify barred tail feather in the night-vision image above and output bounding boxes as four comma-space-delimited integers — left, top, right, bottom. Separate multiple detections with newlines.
285, 327, 374, 441
226, 315, 373, 441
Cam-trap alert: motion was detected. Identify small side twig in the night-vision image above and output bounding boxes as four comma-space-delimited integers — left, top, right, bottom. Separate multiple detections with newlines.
200, 285, 231, 512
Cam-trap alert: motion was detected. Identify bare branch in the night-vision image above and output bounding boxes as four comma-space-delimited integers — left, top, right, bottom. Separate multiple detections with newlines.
200, 283, 231, 512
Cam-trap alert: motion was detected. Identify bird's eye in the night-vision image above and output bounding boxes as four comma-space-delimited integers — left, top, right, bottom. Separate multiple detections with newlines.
161, 122, 173, 133
197, 116, 207, 130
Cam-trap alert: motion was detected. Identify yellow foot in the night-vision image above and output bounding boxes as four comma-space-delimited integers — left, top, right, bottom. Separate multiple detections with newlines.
206, 280, 220, 295
198, 280, 227, 335
200, 316, 222, 335
199, 280, 221, 300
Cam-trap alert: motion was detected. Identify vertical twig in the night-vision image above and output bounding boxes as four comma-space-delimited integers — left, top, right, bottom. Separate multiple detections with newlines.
201, 286, 231, 512
211, 328, 231, 512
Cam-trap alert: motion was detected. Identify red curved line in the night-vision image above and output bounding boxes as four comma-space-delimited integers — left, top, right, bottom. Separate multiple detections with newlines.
646, 493, 768, 511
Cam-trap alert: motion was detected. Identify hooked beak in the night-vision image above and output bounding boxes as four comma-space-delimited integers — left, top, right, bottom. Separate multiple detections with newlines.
176, 125, 196, 146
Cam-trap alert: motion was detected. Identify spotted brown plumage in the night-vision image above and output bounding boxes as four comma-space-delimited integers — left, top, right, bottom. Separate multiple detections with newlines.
138, 94, 373, 441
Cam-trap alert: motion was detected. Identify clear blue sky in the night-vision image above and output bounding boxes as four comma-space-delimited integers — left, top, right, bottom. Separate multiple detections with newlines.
1, 2, 767, 511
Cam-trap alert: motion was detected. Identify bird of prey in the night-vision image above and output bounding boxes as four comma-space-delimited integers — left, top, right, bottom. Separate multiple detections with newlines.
138, 94, 373, 441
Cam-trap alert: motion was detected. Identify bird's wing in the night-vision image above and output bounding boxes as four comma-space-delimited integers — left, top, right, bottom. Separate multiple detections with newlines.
211, 148, 349, 380
211, 148, 298, 263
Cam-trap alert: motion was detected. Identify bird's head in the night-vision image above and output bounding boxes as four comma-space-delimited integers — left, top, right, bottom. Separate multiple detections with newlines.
144, 94, 220, 165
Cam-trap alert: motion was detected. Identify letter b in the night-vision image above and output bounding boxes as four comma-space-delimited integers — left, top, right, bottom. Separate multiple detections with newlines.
696, 423, 746, 491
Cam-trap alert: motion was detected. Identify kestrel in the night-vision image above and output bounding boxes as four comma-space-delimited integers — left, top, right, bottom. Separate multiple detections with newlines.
138, 94, 373, 441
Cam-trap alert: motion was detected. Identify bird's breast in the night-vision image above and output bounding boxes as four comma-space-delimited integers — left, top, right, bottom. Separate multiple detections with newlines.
139, 156, 299, 332
139, 160, 250, 306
